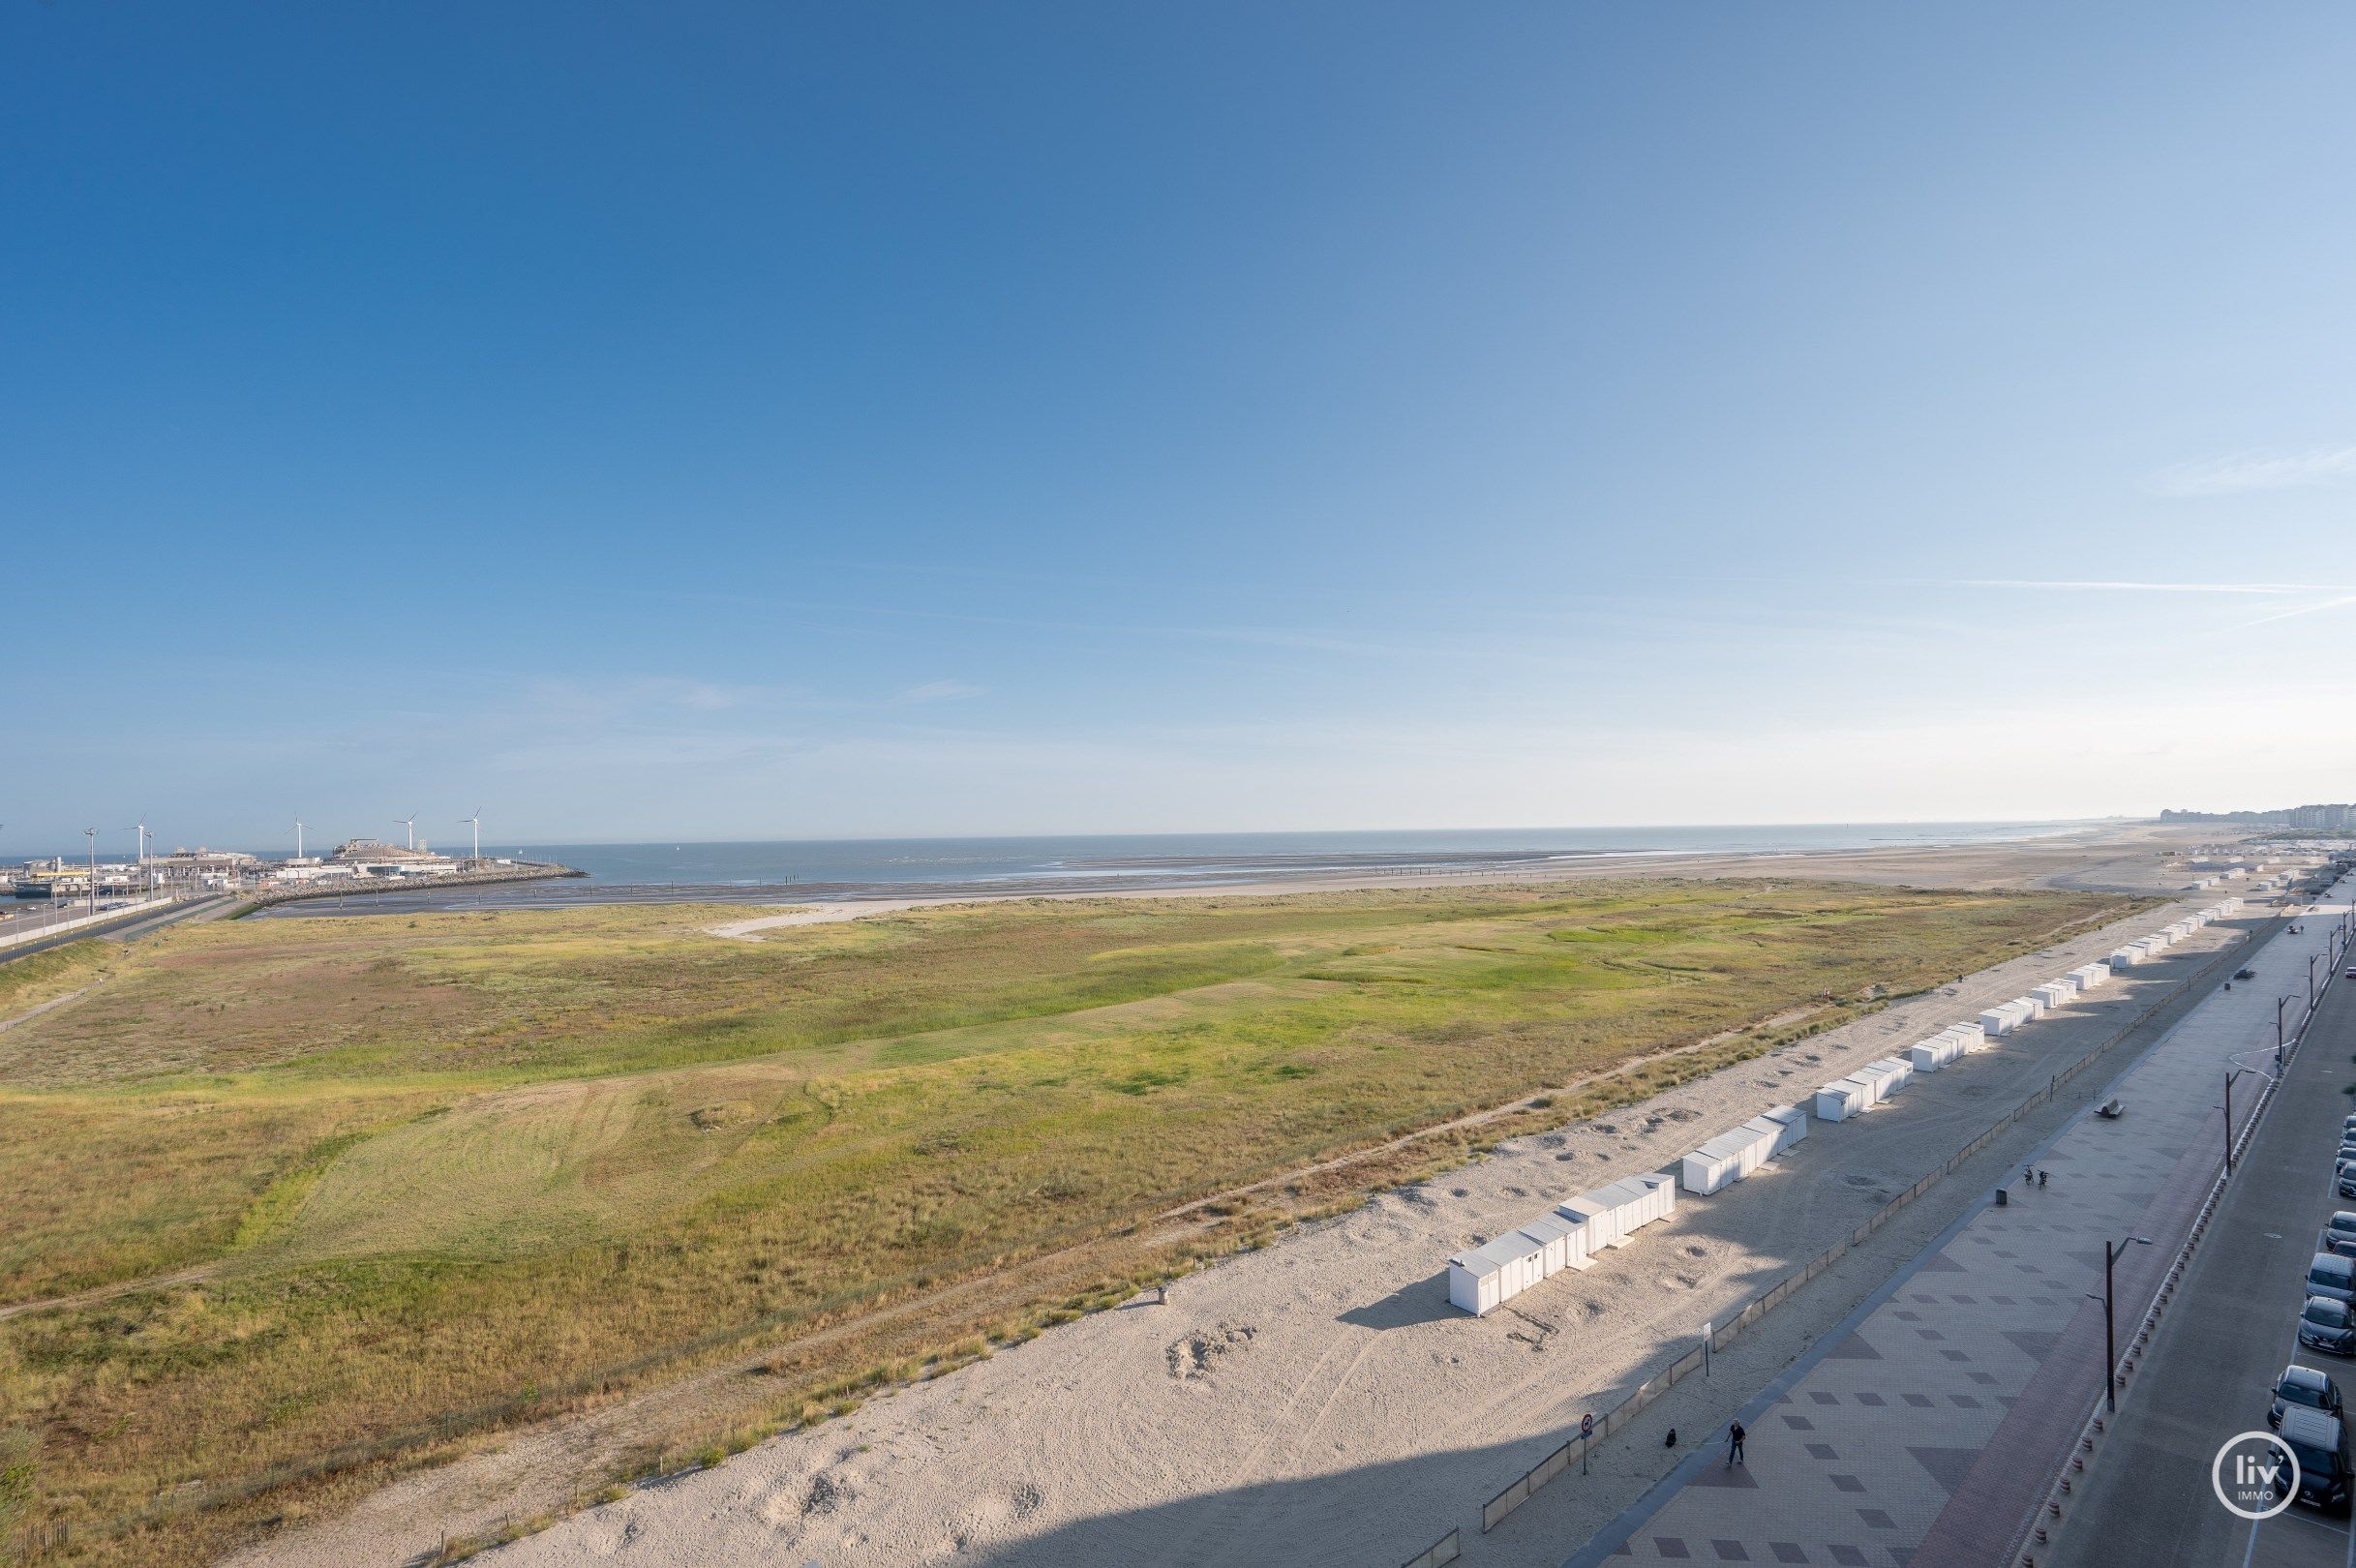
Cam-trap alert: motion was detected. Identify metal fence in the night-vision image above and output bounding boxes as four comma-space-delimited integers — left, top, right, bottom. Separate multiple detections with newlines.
1400, 1526, 1461, 1568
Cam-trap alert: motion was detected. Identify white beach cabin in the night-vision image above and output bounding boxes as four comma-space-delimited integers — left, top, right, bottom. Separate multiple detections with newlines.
1815, 1078, 1865, 1121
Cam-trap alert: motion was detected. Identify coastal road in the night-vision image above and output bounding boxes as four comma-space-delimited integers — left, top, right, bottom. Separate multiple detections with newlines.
2045, 897, 2356, 1568
0, 892, 234, 963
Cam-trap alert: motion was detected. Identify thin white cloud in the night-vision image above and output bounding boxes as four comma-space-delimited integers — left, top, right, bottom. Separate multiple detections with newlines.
2241, 593, 2356, 628
2146, 444, 2356, 498
1953, 579, 2341, 595
891, 679, 985, 704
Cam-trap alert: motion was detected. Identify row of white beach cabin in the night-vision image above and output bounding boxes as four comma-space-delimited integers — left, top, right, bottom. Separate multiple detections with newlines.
1831, 893, 2243, 1114
1678, 1104, 1808, 1195
2106, 897, 2240, 972
1448, 897, 2252, 1314
1446, 1173, 1676, 1316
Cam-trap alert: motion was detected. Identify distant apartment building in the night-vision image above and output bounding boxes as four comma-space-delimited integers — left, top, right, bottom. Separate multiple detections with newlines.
2160, 802, 2356, 829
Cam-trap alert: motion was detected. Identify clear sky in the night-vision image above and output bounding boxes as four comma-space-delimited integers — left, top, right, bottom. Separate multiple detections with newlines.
6, 3, 2355, 852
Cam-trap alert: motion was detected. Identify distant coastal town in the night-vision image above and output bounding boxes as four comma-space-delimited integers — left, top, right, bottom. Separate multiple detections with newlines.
8, 836, 572, 902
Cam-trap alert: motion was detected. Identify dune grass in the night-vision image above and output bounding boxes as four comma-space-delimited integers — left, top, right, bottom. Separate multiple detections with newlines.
0, 878, 2136, 1564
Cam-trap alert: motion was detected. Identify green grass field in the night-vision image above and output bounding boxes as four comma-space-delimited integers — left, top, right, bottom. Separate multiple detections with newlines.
0, 879, 2137, 1564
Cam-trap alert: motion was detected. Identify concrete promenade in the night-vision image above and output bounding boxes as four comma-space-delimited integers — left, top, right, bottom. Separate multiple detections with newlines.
1561, 889, 2349, 1568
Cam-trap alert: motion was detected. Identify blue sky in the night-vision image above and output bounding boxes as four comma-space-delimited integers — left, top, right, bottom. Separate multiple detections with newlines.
6, 3, 2355, 851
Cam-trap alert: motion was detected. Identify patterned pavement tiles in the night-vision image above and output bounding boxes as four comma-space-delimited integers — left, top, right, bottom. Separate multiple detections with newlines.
1563, 912, 2338, 1568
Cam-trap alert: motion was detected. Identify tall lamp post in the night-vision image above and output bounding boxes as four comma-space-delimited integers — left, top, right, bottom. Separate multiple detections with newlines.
82, 827, 97, 914
2087, 1235, 2154, 1412
2223, 1067, 2253, 1175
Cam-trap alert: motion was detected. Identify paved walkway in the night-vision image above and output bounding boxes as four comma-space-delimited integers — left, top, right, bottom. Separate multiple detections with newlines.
1564, 892, 2347, 1568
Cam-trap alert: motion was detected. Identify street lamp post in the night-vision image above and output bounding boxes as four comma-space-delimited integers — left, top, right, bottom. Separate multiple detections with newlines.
2223, 1068, 2248, 1175
82, 828, 97, 914
2090, 1235, 2154, 1413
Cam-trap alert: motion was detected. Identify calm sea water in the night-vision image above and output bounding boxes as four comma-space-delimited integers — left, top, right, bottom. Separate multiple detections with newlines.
255, 820, 2118, 917
515, 823, 2109, 886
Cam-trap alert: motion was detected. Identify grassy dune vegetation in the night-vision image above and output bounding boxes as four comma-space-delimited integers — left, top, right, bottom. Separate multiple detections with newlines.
0, 879, 2135, 1563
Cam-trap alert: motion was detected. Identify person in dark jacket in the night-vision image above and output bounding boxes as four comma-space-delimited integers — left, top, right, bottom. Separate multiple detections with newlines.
1727, 1420, 1746, 1465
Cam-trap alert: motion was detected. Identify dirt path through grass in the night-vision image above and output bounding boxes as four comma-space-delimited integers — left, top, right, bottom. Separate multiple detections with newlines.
0, 985, 95, 1034
0, 1264, 220, 1323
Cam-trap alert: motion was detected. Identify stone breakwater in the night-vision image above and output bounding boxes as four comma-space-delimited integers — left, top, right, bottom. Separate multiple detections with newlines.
243, 860, 582, 909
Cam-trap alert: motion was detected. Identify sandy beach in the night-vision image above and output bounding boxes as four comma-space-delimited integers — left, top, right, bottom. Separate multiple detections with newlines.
690, 823, 2208, 944
219, 824, 2283, 1568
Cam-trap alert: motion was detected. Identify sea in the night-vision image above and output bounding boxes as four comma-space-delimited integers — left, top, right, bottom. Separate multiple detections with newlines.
250, 820, 2121, 919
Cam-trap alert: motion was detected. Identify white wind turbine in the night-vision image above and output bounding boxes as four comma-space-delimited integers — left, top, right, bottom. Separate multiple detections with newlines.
293, 818, 305, 859
460, 808, 482, 859
397, 813, 419, 851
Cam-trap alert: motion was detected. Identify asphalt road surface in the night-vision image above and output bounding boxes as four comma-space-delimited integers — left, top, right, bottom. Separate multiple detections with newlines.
2048, 907, 2356, 1568
0, 892, 231, 963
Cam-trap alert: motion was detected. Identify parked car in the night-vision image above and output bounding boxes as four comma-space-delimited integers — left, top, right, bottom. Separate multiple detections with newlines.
2337, 1163, 2356, 1201
2311, 1253, 2356, 1306
2273, 1365, 2346, 1428
2301, 1297, 2356, 1356
2281, 1406, 2355, 1515
2324, 1216, 2356, 1259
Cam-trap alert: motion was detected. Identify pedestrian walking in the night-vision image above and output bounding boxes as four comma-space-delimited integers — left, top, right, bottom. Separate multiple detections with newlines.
1727, 1420, 1746, 1465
